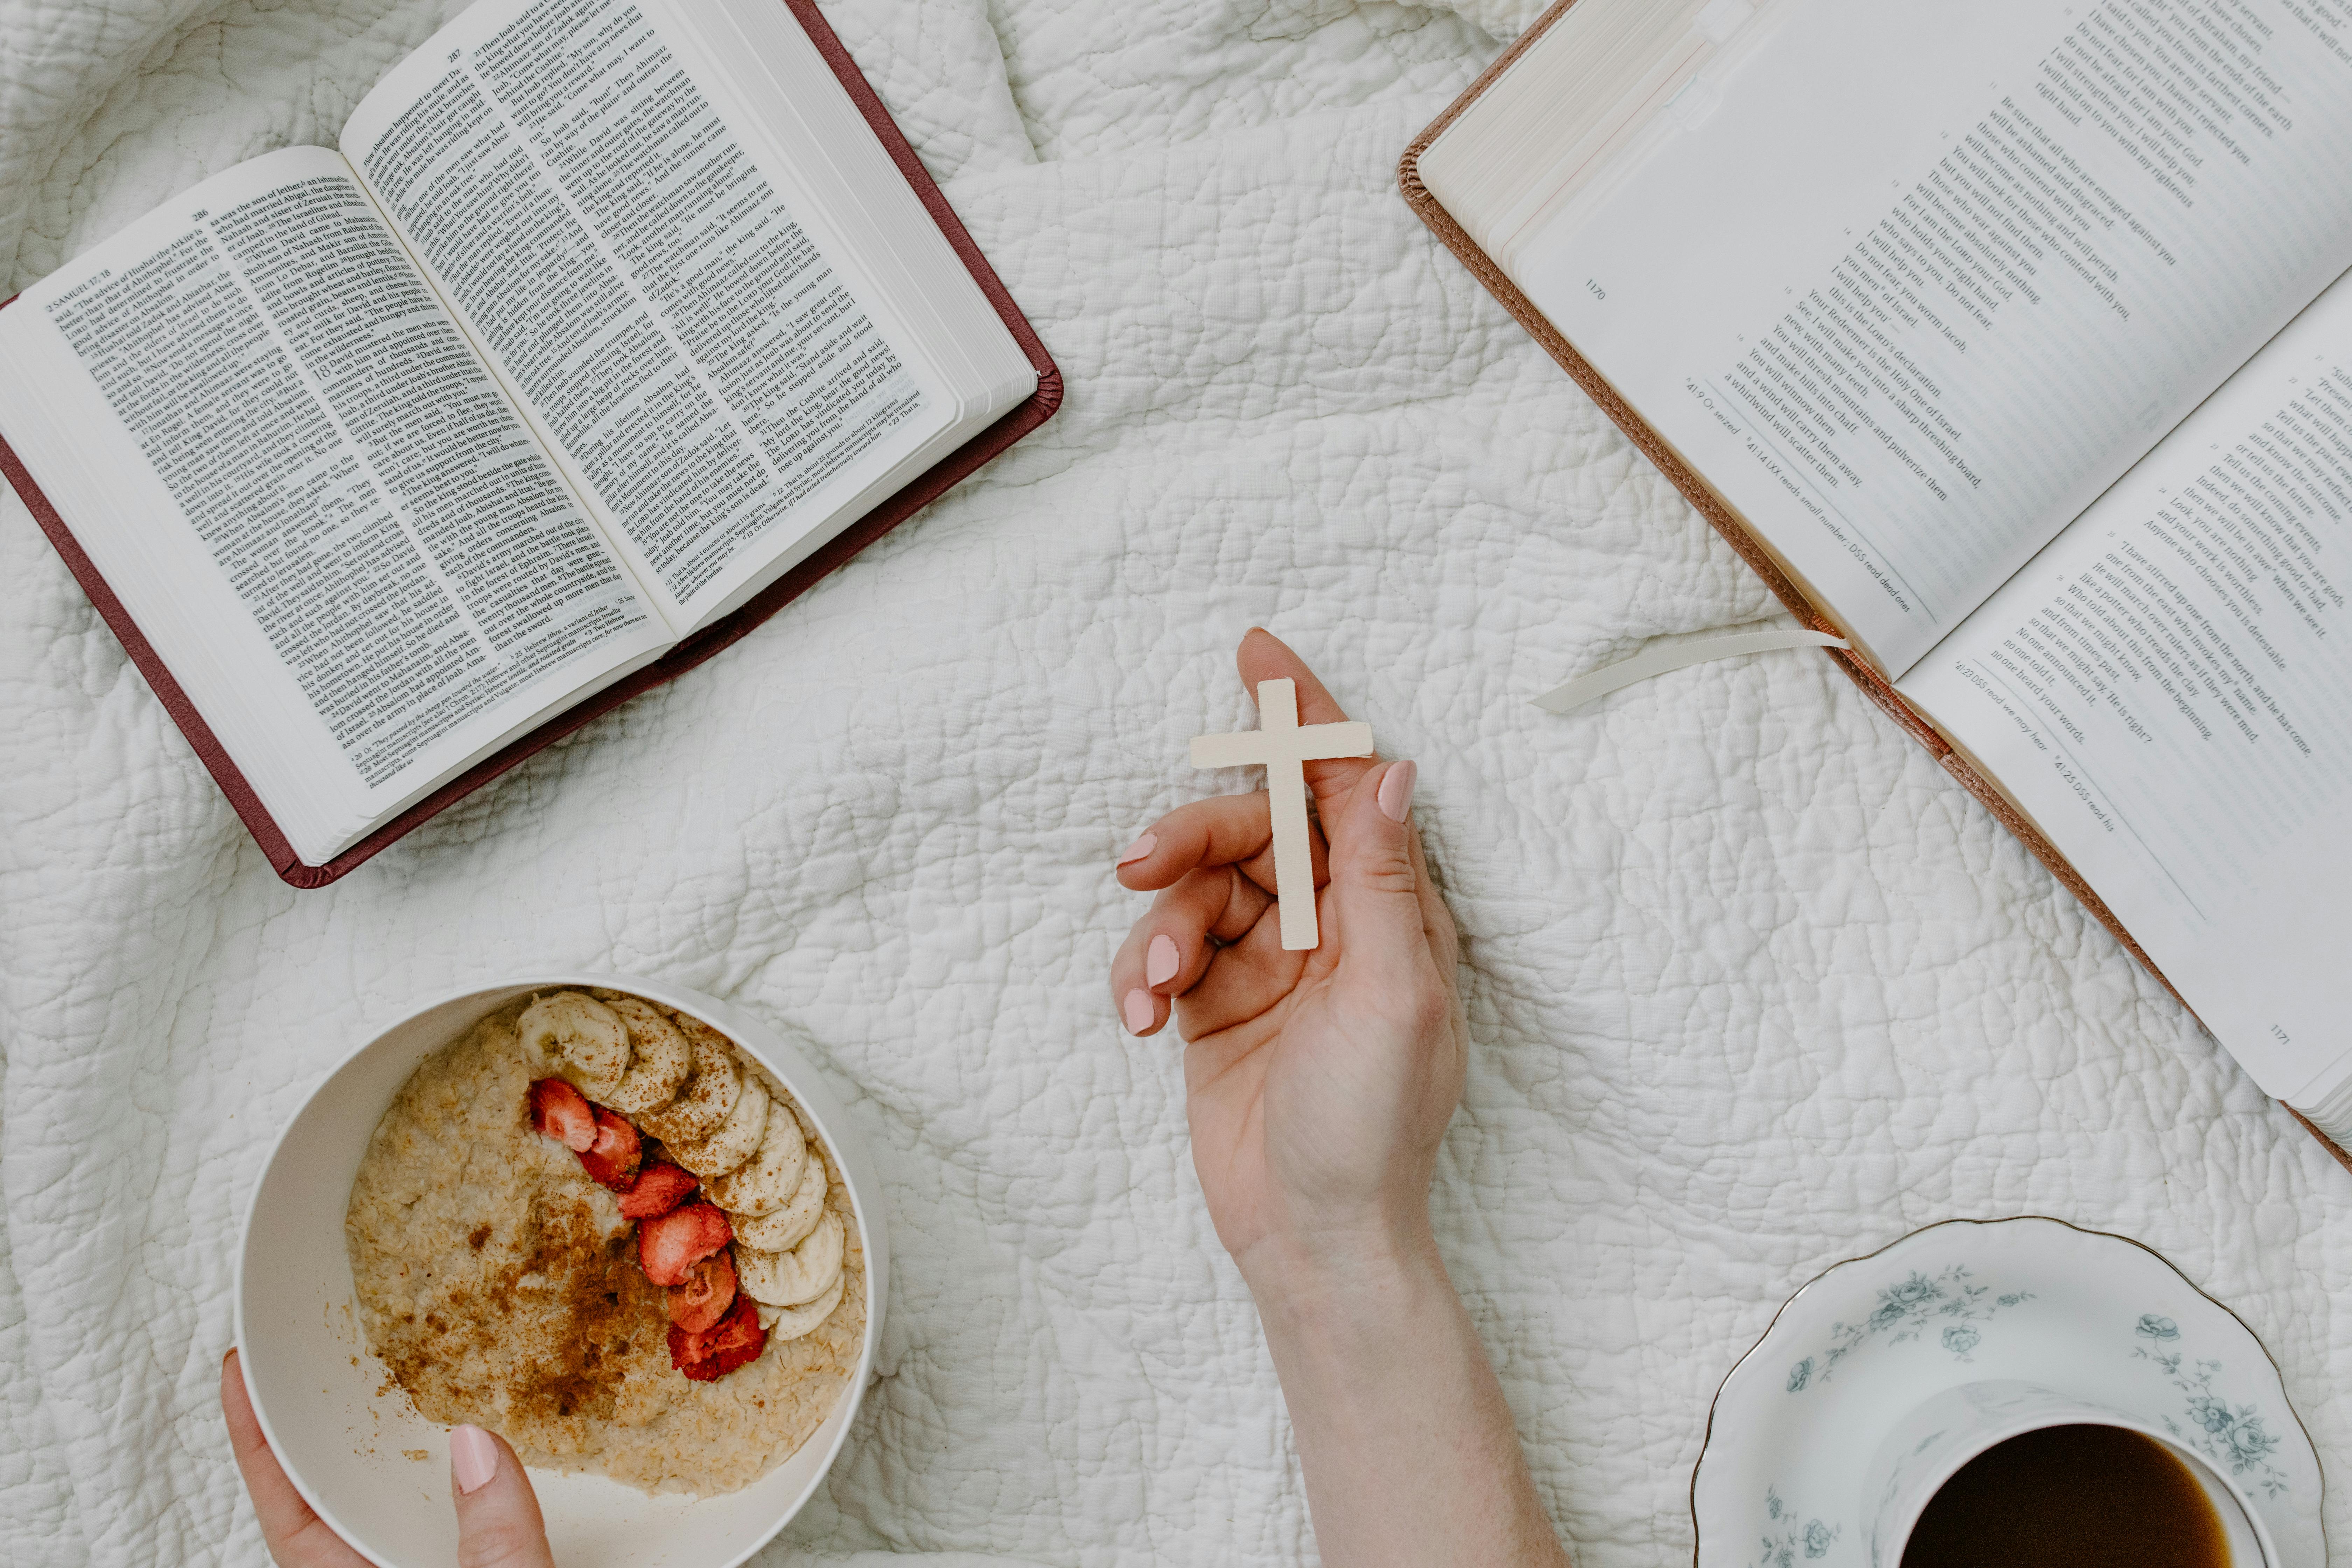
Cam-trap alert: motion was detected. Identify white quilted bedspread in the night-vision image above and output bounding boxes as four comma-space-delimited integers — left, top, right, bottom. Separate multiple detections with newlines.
3, 0, 2348, 1559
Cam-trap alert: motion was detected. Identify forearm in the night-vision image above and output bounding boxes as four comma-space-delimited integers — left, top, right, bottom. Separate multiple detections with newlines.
1244, 1234, 1573, 1568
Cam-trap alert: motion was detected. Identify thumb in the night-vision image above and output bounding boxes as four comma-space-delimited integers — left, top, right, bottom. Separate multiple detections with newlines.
450, 1425, 556, 1568
1325, 759, 1429, 968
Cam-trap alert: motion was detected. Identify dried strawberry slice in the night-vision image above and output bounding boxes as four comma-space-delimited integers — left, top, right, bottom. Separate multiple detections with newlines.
616, 1160, 700, 1220
638, 1201, 733, 1287
695, 1294, 767, 1379
576, 1107, 643, 1190
667, 1251, 737, 1334
527, 1079, 596, 1152
668, 1292, 766, 1381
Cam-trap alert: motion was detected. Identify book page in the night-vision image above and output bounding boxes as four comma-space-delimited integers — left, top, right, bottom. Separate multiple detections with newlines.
0, 149, 666, 859
1899, 267, 2352, 1105
1505, 0, 2352, 676
340, 0, 951, 624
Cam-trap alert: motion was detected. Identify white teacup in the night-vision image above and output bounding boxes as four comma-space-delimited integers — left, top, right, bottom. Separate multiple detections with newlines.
1863, 1380, 2277, 1568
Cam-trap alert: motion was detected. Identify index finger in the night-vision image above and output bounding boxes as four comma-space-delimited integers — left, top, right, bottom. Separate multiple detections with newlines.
1234, 629, 1382, 803
1115, 791, 1328, 893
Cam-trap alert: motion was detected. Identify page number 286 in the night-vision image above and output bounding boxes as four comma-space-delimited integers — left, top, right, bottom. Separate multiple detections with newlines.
1585, 279, 1606, 302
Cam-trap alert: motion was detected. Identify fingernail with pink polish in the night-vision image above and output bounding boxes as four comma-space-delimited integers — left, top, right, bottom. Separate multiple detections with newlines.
451, 1425, 498, 1494
1116, 833, 1157, 867
1377, 759, 1418, 823
1146, 934, 1180, 987
1122, 988, 1155, 1035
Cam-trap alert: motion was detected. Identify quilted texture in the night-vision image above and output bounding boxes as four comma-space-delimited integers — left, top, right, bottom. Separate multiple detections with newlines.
1, 0, 2347, 1561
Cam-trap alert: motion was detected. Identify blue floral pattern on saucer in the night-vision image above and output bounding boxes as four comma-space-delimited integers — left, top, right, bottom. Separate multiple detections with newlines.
2133, 1314, 2291, 1500
1784, 1264, 2033, 1392
1748, 1486, 1839, 1568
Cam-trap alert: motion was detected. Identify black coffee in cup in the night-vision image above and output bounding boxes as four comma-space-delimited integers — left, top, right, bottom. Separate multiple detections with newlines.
1900, 1423, 2229, 1568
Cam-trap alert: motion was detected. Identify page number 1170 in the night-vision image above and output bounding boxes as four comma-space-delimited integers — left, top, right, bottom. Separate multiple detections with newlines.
1585, 279, 1607, 302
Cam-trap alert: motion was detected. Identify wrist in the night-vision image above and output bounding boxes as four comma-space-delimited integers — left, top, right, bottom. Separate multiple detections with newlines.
1237, 1219, 1449, 1336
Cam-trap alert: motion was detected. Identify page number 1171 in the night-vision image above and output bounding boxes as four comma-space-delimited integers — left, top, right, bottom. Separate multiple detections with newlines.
1586, 279, 1606, 302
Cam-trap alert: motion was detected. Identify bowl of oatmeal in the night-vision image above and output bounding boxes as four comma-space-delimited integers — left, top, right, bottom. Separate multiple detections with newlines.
233, 977, 888, 1568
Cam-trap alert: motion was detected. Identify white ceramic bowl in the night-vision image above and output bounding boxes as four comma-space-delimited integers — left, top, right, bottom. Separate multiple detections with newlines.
234, 976, 890, 1568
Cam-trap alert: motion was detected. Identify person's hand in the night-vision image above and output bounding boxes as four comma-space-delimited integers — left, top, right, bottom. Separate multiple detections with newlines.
221, 1350, 556, 1568
1110, 629, 1466, 1290
1112, 636, 1568, 1568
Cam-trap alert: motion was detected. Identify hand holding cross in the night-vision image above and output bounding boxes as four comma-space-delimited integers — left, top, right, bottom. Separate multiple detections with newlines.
1191, 678, 1374, 949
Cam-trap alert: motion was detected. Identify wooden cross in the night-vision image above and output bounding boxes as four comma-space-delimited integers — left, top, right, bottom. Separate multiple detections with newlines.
1191, 679, 1374, 950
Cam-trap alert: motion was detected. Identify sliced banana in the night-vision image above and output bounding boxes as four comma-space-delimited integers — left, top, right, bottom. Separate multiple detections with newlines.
601, 997, 693, 1114
755, 1270, 845, 1341
705, 1106, 806, 1217
637, 1027, 738, 1144
736, 1209, 845, 1307
669, 1071, 768, 1178
731, 1151, 827, 1250
518, 992, 629, 1100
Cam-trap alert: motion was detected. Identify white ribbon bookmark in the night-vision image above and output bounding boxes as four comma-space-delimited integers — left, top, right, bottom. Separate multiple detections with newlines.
1530, 626, 1851, 715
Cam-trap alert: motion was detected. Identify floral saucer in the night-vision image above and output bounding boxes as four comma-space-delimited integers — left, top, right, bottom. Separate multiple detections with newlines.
1691, 1217, 2323, 1567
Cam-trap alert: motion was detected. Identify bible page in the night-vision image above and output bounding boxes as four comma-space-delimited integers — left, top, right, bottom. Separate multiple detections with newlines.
1499, 0, 2352, 677
1898, 267, 2352, 1105
340, 0, 958, 628
0, 148, 669, 864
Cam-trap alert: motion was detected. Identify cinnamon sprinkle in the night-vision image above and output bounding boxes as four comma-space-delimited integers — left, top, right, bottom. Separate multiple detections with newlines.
371, 1195, 666, 1429
503, 1201, 661, 1424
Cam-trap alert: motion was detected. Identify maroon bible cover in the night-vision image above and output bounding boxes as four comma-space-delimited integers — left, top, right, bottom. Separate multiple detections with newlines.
0, 0, 1060, 889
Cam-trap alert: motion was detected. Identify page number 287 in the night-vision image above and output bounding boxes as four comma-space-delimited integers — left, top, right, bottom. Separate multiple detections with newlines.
1585, 279, 1606, 302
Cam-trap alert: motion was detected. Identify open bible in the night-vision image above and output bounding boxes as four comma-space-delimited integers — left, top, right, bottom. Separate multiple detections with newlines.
1404, 0, 2352, 1153
0, 0, 1055, 883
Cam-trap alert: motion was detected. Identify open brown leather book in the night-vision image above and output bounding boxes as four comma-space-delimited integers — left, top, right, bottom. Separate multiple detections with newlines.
0, 0, 1057, 887
1401, 0, 2352, 1163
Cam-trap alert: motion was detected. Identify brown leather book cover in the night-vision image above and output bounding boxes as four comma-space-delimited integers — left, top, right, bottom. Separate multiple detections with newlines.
1396, 0, 2352, 1177
0, 0, 1060, 890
